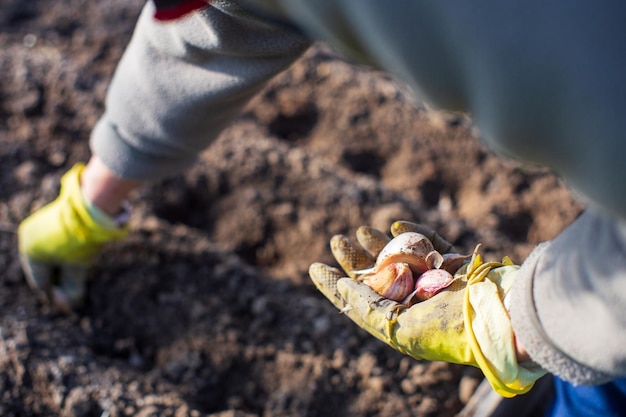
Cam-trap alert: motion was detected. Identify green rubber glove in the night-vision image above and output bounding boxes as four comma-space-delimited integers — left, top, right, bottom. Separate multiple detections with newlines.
18, 163, 128, 312
309, 221, 546, 398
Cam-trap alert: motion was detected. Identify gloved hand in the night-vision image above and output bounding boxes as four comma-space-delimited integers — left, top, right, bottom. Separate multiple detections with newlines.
18, 163, 128, 313
309, 221, 546, 397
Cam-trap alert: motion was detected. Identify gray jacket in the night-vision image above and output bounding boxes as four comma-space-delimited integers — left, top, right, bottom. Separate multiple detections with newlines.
91, 0, 626, 385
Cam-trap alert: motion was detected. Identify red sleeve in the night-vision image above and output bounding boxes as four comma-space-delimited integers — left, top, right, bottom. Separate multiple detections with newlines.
152, 0, 210, 21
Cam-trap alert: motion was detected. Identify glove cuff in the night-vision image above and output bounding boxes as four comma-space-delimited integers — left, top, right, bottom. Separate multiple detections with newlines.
62, 163, 129, 242
462, 256, 547, 397
83, 195, 131, 229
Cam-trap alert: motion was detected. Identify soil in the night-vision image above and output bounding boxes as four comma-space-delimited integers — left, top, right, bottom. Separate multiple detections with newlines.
0, 1, 584, 416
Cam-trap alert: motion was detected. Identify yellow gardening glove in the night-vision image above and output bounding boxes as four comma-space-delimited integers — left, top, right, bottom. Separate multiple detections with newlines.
18, 163, 128, 312
309, 221, 546, 398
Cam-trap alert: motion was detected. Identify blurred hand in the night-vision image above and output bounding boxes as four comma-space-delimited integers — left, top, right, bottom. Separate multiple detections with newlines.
309, 221, 546, 397
18, 163, 128, 313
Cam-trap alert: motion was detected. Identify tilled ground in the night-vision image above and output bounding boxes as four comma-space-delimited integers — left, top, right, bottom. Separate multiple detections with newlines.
0, 1, 583, 416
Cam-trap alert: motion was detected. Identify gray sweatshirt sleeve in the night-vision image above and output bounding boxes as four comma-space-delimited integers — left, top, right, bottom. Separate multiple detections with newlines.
240, 0, 626, 385
91, 1, 310, 180
242, 0, 626, 221
509, 209, 626, 385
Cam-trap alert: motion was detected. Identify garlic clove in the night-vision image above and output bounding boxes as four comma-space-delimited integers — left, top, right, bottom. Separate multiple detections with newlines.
361, 262, 414, 302
413, 268, 455, 301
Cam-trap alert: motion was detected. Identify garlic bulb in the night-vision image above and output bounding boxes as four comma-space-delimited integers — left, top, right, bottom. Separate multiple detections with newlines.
357, 232, 462, 305
374, 232, 442, 275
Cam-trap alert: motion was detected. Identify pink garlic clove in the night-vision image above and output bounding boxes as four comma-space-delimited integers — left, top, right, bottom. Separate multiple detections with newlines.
413, 268, 455, 301
361, 262, 414, 302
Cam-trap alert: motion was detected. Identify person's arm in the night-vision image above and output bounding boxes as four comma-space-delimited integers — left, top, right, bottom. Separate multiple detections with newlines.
240, 0, 626, 386
246, 0, 626, 384
240, 1, 626, 220
509, 209, 626, 385
18, 0, 312, 312
81, 156, 142, 216
90, 0, 311, 181
514, 336, 531, 363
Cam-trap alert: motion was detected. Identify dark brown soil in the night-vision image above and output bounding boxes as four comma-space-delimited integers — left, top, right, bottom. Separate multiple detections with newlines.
0, 1, 583, 416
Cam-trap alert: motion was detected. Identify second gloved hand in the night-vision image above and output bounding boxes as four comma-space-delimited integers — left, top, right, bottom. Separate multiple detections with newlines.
309, 221, 546, 398
18, 163, 128, 313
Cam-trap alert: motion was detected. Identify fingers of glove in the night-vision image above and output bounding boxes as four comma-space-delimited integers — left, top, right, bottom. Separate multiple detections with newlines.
330, 234, 375, 278
355, 226, 390, 258
390, 220, 456, 254
309, 262, 350, 311
54, 265, 89, 313
20, 256, 53, 304
19, 256, 88, 313
337, 277, 473, 363
309, 263, 414, 355
334, 277, 413, 352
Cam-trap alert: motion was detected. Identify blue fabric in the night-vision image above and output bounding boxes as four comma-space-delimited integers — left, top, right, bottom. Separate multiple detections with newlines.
545, 376, 626, 417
